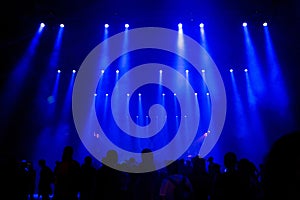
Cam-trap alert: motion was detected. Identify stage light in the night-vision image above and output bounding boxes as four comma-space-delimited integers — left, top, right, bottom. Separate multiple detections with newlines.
72, 70, 76, 73
244, 69, 248, 72
178, 23, 182, 29
106, 93, 108, 96
125, 24, 129, 28
138, 93, 141, 96
101, 70, 104, 74
94, 93, 97, 96
116, 69, 119, 73
206, 92, 210, 96
159, 69, 162, 73
199, 23, 204, 28
162, 93, 165, 96
174, 93, 176, 96
127, 93, 130, 96
263, 22, 268, 27
230, 69, 233, 72
40, 23, 45, 27
201, 69, 205, 73
57, 69, 61, 73
60, 24, 64, 28
185, 69, 189, 73
243, 22, 247, 27
195, 93, 198, 96
104, 24, 109, 28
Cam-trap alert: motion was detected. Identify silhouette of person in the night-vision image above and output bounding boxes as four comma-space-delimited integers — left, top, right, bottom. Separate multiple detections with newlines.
38, 159, 54, 200
79, 156, 97, 200
53, 146, 81, 200
132, 148, 161, 200
212, 151, 242, 200
159, 159, 194, 200
27, 161, 37, 200
188, 156, 210, 200
261, 131, 300, 200
95, 149, 125, 200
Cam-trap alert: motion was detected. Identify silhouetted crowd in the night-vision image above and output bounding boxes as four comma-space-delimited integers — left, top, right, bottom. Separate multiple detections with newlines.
12, 130, 299, 200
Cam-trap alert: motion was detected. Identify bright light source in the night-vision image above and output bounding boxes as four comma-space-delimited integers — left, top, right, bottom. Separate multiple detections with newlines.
138, 93, 141, 96
60, 24, 64, 28
72, 70, 76, 73
206, 92, 210, 96
104, 24, 109, 28
201, 69, 205, 73
195, 93, 198, 96
178, 23, 183, 29
94, 93, 97, 97
106, 93, 108, 96
57, 69, 61, 73
230, 69, 233, 72
185, 69, 189, 73
127, 93, 130, 97
125, 24, 129, 28
263, 22, 268, 27
101, 70, 105, 74
199, 23, 204, 28
162, 93, 165, 96
40, 23, 45, 27
116, 69, 119, 73
244, 69, 248, 72
243, 22, 247, 27
159, 70, 162, 73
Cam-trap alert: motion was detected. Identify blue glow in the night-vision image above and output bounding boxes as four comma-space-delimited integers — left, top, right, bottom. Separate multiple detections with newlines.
229, 70, 251, 151
243, 25, 265, 96
199, 23, 208, 51
104, 24, 109, 28
46, 70, 61, 119
49, 25, 64, 69
263, 26, 289, 110
60, 71, 76, 120
244, 71, 268, 157
125, 23, 129, 28
245, 70, 256, 105
1, 24, 44, 119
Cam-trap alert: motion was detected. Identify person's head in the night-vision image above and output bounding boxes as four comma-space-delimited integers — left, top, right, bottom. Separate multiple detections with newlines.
192, 156, 206, 170
141, 148, 154, 163
262, 131, 300, 200
224, 151, 237, 170
84, 156, 92, 165
102, 149, 118, 166
38, 159, 46, 167
62, 146, 74, 161
166, 159, 179, 175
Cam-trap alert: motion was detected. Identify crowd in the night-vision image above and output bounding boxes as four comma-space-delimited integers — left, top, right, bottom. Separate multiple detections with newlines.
12, 130, 299, 200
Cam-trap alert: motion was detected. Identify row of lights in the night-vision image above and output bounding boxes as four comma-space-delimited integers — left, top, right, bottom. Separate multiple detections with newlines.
94, 92, 210, 97
57, 68, 248, 74
243, 22, 268, 27
57, 69, 76, 73
41, 22, 268, 29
